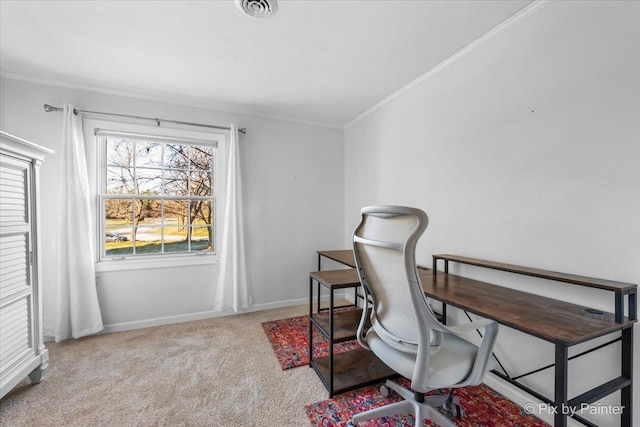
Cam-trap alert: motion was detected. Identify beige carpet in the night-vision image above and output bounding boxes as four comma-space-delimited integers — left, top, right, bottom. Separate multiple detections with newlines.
0, 305, 327, 426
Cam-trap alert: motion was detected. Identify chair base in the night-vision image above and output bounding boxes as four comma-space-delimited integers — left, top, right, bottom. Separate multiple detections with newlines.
348, 379, 456, 427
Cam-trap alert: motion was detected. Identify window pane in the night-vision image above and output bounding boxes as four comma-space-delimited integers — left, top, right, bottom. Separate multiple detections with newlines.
106, 166, 135, 194
189, 145, 213, 171
134, 199, 162, 228
104, 198, 134, 256
164, 200, 188, 226
190, 200, 212, 226
135, 141, 162, 168
192, 225, 213, 251
190, 170, 212, 196
134, 239, 162, 255
136, 167, 163, 195
132, 199, 162, 255
106, 137, 134, 167
163, 226, 188, 253
164, 168, 189, 196
165, 144, 189, 169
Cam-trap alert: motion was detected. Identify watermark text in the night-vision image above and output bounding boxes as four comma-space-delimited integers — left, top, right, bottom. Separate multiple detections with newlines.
523, 402, 625, 417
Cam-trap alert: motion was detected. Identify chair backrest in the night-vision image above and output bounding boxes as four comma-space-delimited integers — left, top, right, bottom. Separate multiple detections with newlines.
353, 206, 439, 350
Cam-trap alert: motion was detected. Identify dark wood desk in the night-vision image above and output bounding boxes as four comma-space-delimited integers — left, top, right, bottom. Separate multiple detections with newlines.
321, 250, 636, 427
429, 255, 635, 427
432, 254, 637, 325
418, 269, 634, 345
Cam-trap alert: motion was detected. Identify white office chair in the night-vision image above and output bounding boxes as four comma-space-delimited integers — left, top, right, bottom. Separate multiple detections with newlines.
348, 206, 498, 427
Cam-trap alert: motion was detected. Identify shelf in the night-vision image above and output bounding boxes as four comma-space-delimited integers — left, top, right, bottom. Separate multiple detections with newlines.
309, 265, 380, 396
310, 309, 365, 342
433, 254, 637, 292
309, 268, 361, 289
317, 302, 358, 312
310, 348, 397, 395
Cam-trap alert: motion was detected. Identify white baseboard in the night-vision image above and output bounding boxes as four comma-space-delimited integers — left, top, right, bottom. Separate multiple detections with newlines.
102, 310, 228, 334
100, 295, 330, 334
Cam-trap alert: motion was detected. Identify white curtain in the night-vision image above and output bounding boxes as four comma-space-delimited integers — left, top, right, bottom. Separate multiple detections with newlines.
44, 104, 103, 341
214, 124, 252, 312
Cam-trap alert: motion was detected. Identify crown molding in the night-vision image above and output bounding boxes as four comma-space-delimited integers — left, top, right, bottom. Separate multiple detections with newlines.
0, 69, 342, 130
344, 0, 554, 130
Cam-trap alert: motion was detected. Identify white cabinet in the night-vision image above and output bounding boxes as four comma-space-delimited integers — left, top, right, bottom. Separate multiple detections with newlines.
0, 131, 53, 399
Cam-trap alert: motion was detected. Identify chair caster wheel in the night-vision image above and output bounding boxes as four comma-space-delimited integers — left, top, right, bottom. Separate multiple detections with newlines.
451, 402, 464, 418
443, 395, 464, 418
380, 385, 391, 397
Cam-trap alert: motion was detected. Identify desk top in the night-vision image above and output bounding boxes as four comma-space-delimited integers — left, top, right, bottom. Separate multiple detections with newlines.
317, 250, 356, 268
418, 269, 635, 345
310, 269, 360, 288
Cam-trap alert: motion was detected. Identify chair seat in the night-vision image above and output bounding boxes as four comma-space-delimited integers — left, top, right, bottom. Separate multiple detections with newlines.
367, 328, 495, 390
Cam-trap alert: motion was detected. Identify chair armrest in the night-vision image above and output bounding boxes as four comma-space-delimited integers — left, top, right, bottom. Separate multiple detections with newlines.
429, 316, 499, 386
461, 320, 499, 386
356, 292, 371, 350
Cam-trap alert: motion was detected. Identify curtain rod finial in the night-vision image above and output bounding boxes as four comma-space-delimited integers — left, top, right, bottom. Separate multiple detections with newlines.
239, 128, 247, 134
44, 104, 65, 113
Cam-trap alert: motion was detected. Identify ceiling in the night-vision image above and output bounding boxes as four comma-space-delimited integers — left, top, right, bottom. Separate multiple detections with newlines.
0, 0, 532, 127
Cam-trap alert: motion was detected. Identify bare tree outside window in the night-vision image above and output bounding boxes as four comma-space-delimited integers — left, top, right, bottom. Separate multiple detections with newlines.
101, 135, 215, 257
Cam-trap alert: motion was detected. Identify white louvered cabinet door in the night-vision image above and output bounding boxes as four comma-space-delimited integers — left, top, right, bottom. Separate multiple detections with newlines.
0, 131, 52, 399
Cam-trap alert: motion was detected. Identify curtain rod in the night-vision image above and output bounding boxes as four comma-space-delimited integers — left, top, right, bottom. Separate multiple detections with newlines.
43, 104, 246, 134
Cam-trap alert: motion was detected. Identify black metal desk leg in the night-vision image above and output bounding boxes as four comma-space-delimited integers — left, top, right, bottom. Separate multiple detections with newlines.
309, 277, 314, 367
555, 343, 569, 427
615, 291, 623, 323
442, 304, 447, 325
329, 289, 335, 397
317, 254, 322, 312
621, 327, 633, 426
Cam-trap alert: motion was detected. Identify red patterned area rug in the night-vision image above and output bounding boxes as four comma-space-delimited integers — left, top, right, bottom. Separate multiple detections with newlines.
261, 314, 360, 370
305, 379, 549, 427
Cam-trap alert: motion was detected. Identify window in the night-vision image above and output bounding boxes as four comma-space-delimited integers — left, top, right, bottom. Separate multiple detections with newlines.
95, 127, 222, 263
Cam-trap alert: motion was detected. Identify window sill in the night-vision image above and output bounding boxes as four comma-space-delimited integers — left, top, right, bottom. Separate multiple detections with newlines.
95, 253, 219, 272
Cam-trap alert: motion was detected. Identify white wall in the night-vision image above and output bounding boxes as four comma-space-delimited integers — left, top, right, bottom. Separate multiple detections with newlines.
0, 75, 5, 126
344, 2, 639, 426
1, 77, 345, 330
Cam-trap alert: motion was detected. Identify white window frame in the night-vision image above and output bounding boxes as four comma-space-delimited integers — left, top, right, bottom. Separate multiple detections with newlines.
84, 119, 226, 272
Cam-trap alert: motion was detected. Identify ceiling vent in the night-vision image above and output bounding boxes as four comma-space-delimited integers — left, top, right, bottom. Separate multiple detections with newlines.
235, 0, 278, 19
